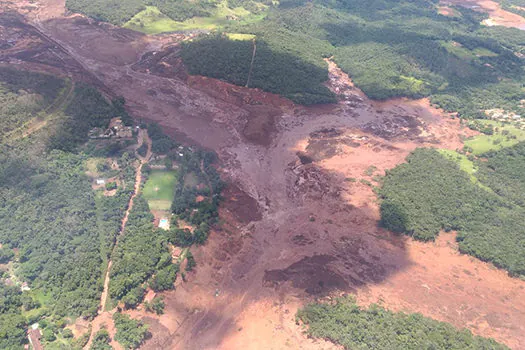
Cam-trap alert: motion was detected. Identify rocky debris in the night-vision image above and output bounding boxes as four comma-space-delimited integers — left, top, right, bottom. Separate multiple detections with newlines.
288, 163, 342, 203
362, 114, 431, 141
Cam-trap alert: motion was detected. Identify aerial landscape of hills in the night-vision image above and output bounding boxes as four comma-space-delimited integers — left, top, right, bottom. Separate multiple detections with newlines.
1, 0, 525, 349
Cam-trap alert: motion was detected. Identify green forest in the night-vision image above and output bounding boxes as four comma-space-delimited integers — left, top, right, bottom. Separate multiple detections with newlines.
66, 0, 525, 113
379, 146, 525, 276
0, 69, 140, 348
297, 296, 507, 350
178, 0, 525, 110
65, 0, 269, 25
0, 66, 227, 348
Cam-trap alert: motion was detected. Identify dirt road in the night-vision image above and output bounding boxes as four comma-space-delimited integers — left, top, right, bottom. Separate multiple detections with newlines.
3, 1, 525, 349
84, 128, 152, 350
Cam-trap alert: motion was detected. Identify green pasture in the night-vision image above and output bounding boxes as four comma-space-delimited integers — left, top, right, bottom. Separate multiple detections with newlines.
143, 170, 177, 210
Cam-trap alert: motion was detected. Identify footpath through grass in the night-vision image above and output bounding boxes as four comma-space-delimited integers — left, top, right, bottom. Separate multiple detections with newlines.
143, 169, 177, 210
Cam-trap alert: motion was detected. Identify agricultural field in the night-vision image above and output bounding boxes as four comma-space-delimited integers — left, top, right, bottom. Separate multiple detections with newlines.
143, 169, 177, 210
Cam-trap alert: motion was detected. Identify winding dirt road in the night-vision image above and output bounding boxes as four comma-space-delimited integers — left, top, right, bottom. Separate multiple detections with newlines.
84, 129, 152, 350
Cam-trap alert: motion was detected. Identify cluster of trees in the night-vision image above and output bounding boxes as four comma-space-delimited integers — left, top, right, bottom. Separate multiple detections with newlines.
90, 329, 112, 350
179, 0, 525, 114
49, 84, 131, 152
144, 296, 165, 315
379, 147, 525, 276
146, 123, 177, 154
0, 67, 65, 140
65, 0, 266, 25
297, 296, 508, 349
108, 195, 174, 308
169, 148, 224, 243
0, 148, 105, 317
181, 35, 336, 105
113, 313, 149, 349
0, 68, 145, 347
0, 283, 27, 349
499, 0, 525, 18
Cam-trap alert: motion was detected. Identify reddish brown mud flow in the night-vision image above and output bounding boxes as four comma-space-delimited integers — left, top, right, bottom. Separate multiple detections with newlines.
2, 1, 525, 349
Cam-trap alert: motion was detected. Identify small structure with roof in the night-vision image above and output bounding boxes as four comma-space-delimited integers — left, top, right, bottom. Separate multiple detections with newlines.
159, 218, 170, 230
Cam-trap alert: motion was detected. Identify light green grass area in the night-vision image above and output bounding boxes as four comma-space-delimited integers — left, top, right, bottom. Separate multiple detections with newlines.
440, 41, 498, 60
143, 170, 177, 210
225, 33, 256, 40
472, 47, 498, 57
124, 3, 266, 34
439, 149, 477, 175
85, 157, 105, 176
465, 120, 525, 155
438, 149, 493, 192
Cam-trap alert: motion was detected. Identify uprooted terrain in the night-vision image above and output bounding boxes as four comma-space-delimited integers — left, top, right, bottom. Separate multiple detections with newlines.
2, 0, 525, 349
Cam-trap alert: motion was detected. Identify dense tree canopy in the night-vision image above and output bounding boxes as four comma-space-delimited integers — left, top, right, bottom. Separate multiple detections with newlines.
298, 296, 508, 350
113, 313, 149, 349
379, 147, 525, 276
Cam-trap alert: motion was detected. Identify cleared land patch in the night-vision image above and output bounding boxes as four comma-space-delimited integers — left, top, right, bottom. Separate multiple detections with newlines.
465, 120, 525, 155
123, 3, 265, 34
143, 169, 177, 210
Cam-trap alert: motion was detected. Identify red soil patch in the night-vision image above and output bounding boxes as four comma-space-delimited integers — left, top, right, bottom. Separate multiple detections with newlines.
442, 0, 525, 29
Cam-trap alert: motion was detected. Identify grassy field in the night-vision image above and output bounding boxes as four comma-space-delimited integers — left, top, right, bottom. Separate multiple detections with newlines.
124, 4, 265, 34
440, 41, 498, 61
143, 170, 177, 210
225, 33, 256, 41
439, 149, 477, 175
438, 149, 492, 191
465, 120, 525, 155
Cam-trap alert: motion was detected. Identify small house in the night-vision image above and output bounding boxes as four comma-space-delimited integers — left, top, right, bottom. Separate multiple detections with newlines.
21, 282, 30, 292
96, 179, 105, 185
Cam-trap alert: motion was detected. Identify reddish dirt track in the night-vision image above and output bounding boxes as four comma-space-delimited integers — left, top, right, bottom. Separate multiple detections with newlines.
2, 1, 525, 349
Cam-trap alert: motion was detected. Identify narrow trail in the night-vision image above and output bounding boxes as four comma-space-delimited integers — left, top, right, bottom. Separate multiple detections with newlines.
84, 128, 152, 350
245, 39, 256, 88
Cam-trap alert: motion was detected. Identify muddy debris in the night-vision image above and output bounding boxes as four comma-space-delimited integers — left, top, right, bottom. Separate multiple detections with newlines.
263, 255, 349, 294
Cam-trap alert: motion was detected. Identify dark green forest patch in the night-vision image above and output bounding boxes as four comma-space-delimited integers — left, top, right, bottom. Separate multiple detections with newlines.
181, 35, 336, 104
379, 147, 525, 276
297, 296, 508, 350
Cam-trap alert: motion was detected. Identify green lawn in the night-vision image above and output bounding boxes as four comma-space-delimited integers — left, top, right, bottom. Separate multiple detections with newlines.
465, 120, 525, 155
225, 33, 256, 41
438, 149, 492, 191
123, 4, 265, 34
143, 170, 177, 210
